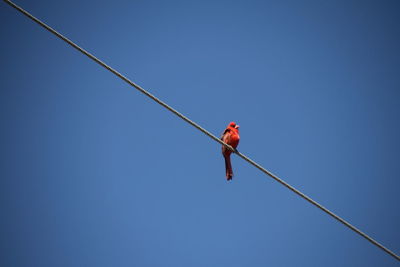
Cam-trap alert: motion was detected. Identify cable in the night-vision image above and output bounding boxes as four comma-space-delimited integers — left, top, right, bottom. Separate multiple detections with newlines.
3, 0, 399, 262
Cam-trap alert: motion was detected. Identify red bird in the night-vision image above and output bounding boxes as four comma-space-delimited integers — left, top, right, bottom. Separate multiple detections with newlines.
221, 122, 240, 180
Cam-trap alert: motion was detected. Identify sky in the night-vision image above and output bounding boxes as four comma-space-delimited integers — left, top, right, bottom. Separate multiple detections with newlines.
1, 0, 400, 266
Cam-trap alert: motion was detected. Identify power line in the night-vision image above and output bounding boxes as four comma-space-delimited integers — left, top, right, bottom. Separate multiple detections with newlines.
4, 0, 399, 262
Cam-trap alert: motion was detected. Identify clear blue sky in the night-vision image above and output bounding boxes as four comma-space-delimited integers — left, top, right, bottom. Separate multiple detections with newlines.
1, 0, 400, 266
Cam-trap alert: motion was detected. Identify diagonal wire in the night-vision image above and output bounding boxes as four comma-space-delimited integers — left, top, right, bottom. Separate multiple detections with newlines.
3, 0, 399, 262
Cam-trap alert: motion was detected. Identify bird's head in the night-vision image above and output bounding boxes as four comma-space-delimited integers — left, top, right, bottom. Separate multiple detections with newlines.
229, 122, 240, 129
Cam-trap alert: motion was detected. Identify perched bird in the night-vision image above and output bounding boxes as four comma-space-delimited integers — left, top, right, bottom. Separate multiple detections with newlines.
221, 122, 240, 180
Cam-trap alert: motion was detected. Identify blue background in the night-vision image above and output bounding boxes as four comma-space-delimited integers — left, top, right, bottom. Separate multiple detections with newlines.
1, 0, 399, 266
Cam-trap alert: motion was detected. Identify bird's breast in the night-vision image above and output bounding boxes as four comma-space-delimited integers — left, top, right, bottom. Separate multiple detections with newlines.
230, 133, 240, 148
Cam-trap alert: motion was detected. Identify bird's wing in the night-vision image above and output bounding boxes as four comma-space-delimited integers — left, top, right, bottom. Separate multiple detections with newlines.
221, 128, 231, 140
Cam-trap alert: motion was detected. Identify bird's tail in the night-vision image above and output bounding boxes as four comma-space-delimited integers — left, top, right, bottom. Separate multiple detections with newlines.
224, 155, 233, 180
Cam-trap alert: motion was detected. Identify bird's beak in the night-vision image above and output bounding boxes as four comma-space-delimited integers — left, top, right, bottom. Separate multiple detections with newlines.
235, 125, 240, 129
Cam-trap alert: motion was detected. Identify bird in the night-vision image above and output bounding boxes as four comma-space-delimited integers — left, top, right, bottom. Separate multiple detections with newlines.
221, 122, 240, 180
